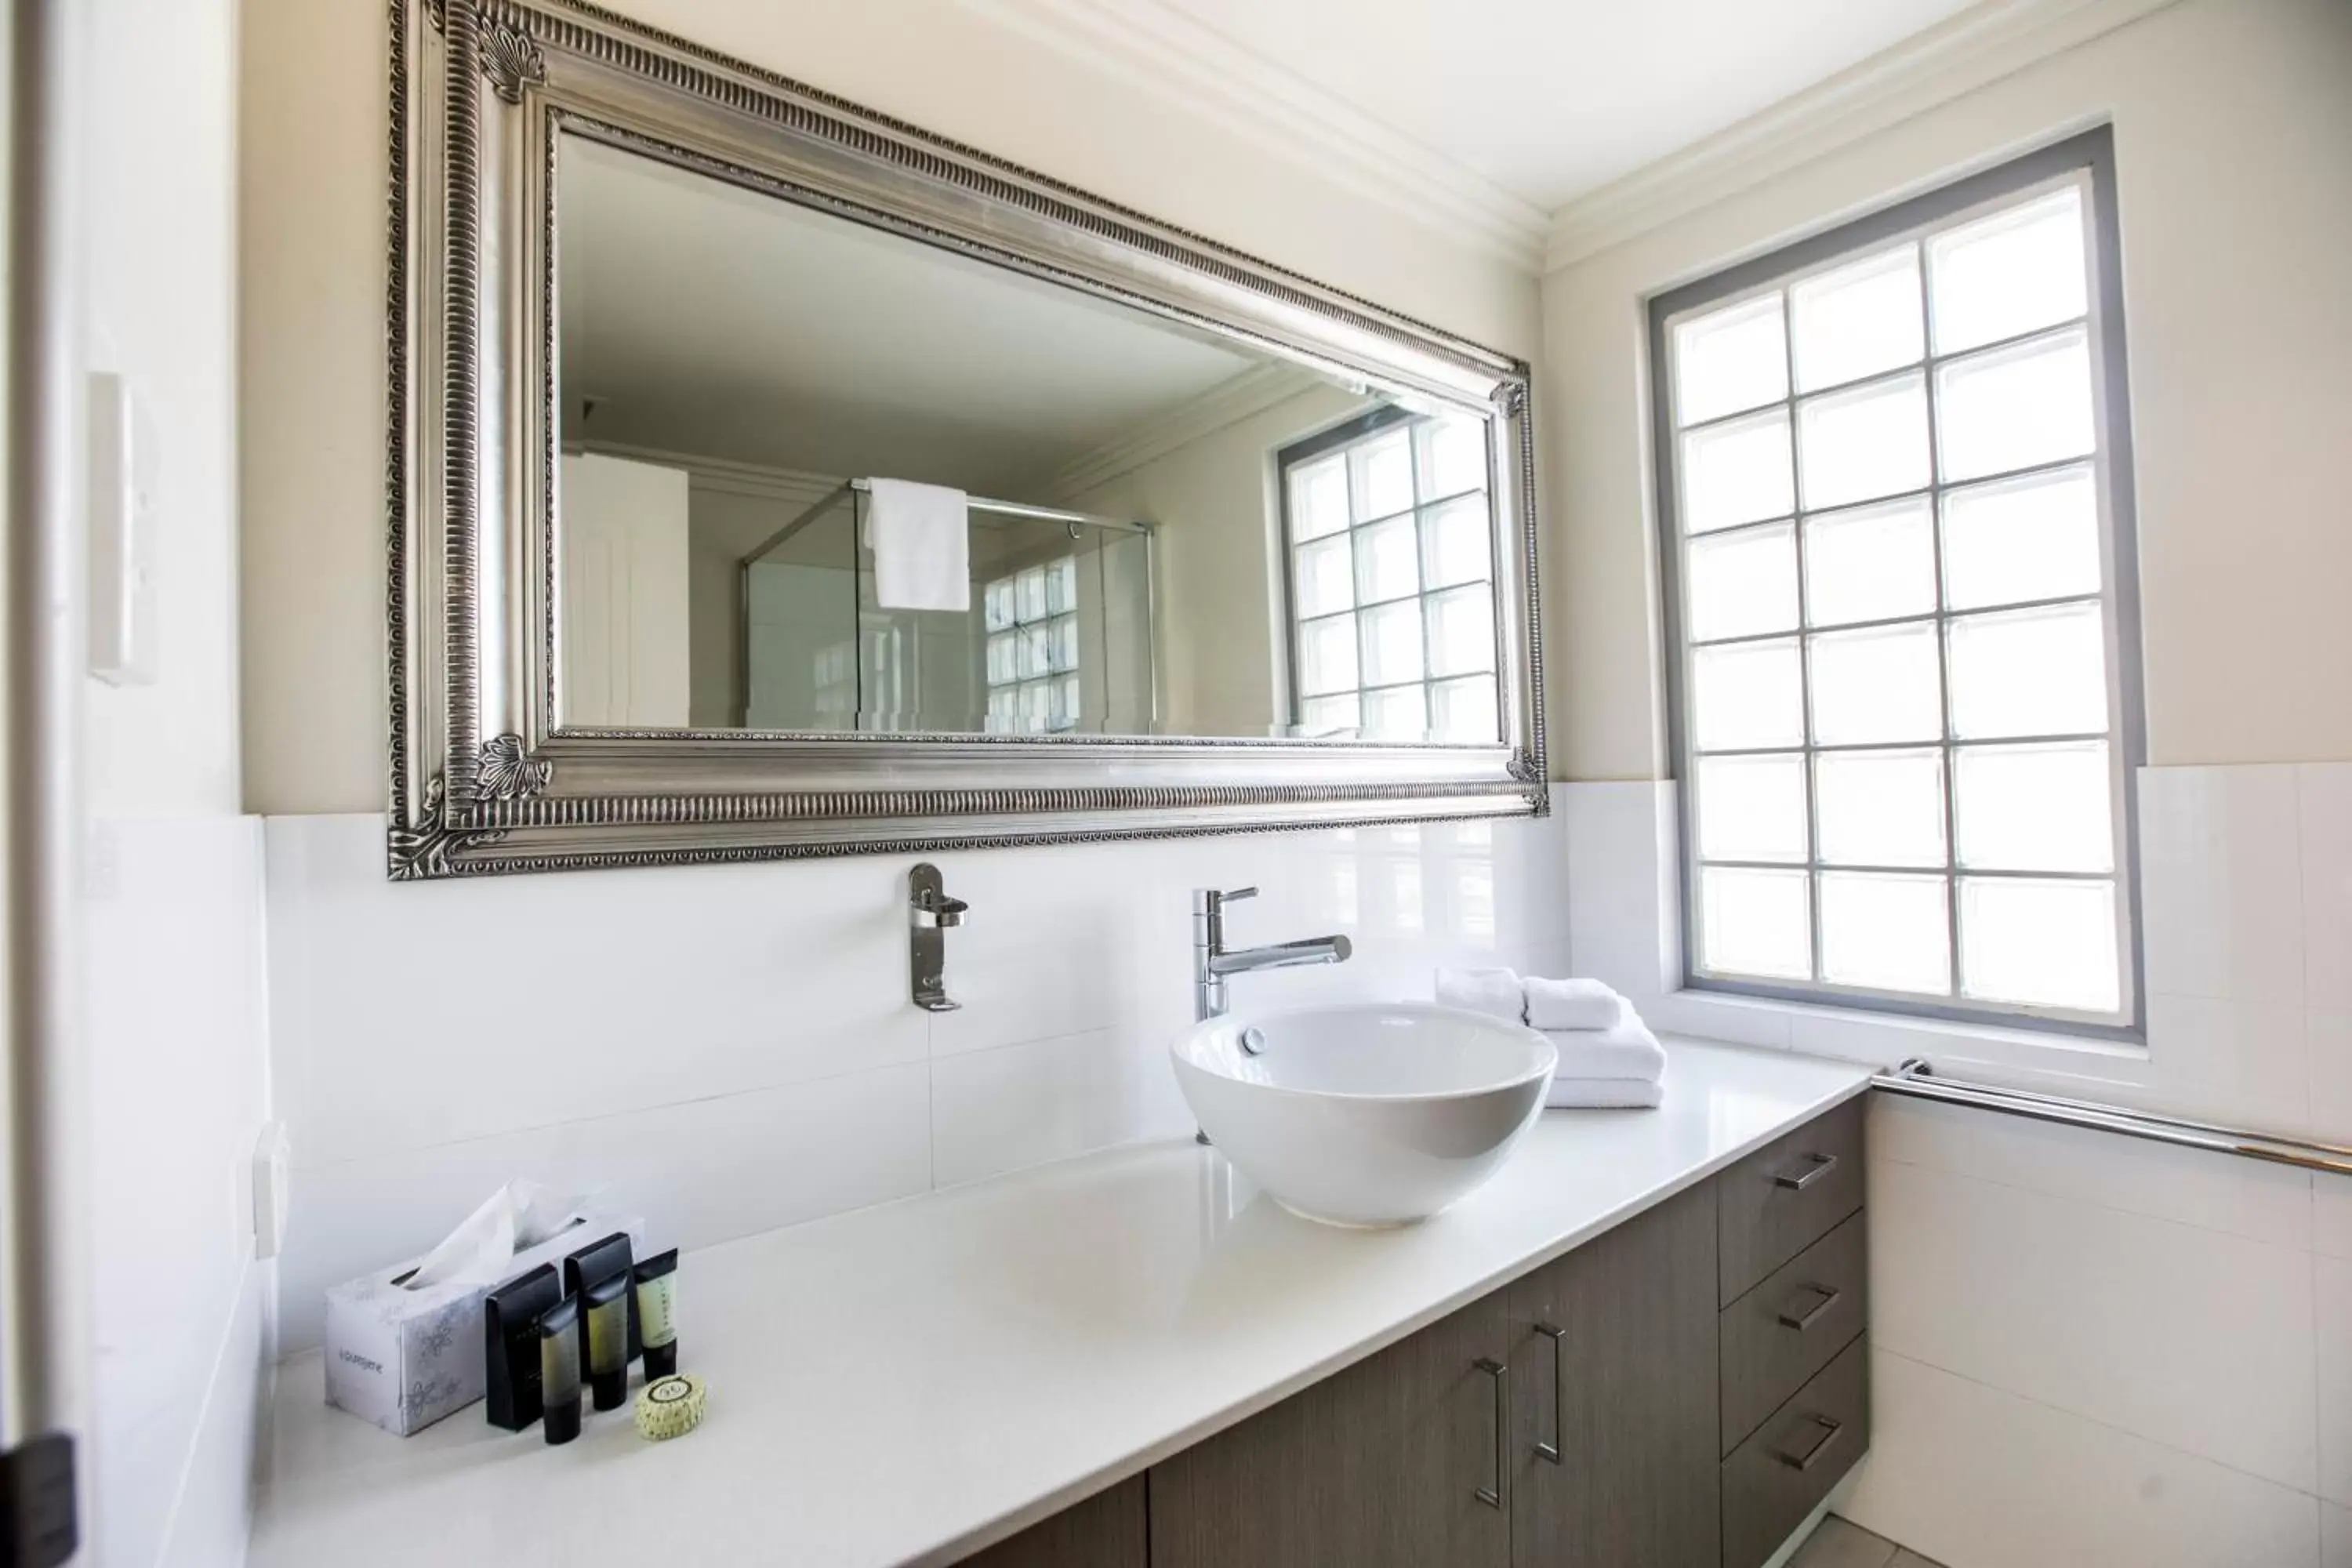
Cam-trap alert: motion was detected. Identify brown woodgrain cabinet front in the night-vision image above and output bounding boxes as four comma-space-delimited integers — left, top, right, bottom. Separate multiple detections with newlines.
962, 1096, 1868, 1568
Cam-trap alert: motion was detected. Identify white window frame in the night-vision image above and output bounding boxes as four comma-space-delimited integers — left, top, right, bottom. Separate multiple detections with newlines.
1649, 127, 2147, 1039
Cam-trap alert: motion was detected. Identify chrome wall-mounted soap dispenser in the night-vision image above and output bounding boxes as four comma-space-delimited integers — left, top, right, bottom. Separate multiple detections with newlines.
908, 863, 968, 1012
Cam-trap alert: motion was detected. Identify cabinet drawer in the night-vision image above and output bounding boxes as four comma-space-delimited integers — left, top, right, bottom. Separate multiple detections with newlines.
1721, 1337, 1869, 1568
1718, 1097, 1864, 1306
1720, 1211, 1866, 1454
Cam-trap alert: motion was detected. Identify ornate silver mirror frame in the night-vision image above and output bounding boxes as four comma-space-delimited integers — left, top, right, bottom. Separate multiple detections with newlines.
388, 0, 1546, 878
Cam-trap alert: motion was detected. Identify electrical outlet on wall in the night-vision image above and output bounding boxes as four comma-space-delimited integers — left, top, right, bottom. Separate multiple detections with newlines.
87, 370, 159, 685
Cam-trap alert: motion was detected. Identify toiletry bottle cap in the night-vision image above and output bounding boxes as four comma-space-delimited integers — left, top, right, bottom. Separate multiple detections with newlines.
634, 1374, 706, 1440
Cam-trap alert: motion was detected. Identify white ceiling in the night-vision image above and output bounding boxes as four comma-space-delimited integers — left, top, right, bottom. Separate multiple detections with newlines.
559, 136, 1281, 494
1138, 0, 1980, 212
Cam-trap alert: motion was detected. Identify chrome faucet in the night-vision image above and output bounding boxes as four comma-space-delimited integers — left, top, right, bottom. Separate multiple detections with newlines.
1192, 886, 1352, 1023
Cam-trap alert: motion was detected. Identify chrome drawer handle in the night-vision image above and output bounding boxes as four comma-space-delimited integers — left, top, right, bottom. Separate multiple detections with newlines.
1772, 1413, 1843, 1472
1777, 1284, 1842, 1332
1473, 1358, 1508, 1509
1533, 1321, 1565, 1465
1773, 1152, 1838, 1192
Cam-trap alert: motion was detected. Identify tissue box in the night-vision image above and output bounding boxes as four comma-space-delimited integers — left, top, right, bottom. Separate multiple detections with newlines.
324, 1211, 646, 1436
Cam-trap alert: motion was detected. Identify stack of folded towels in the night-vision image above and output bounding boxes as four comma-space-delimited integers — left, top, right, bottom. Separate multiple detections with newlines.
1433, 968, 1667, 1109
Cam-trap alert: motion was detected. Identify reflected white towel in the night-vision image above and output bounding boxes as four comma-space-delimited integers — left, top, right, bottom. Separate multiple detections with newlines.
1523, 976, 1627, 1033
860, 477, 971, 612
1546, 1076, 1663, 1110
1544, 1018, 1667, 1084
1434, 967, 1524, 1023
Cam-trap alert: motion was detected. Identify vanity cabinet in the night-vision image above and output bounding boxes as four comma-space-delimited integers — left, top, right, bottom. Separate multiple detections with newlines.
1148, 1293, 1512, 1568
1506, 1181, 1721, 1568
956, 1098, 1867, 1568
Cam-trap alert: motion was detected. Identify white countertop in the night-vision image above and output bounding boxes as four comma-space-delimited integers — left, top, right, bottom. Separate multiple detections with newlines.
250, 1040, 1871, 1568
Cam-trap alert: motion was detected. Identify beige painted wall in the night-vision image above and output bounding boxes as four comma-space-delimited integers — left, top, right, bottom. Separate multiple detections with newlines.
238, 0, 1540, 813
1066, 382, 1369, 737
1543, 0, 2352, 780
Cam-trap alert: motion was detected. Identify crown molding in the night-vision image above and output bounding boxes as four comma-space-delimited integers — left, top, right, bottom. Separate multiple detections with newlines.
1040, 361, 1327, 502
964, 0, 1548, 273
1542, 0, 2184, 274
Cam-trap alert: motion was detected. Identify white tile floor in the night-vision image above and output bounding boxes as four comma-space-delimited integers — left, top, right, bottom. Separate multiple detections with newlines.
1791, 1514, 1949, 1568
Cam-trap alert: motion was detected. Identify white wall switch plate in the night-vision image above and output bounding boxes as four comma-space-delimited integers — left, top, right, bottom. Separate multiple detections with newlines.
87, 370, 159, 684
252, 1121, 290, 1261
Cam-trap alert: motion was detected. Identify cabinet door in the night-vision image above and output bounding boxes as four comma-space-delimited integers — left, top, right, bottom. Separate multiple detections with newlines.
1507, 1181, 1720, 1568
1149, 1294, 1512, 1568
956, 1475, 1145, 1568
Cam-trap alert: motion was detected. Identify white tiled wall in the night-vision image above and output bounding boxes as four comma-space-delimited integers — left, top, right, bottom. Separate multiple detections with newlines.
1559, 767, 2352, 1568
265, 811, 1570, 1353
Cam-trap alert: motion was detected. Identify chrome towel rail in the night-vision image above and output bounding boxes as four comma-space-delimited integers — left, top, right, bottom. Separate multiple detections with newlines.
1873, 1058, 2352, 1179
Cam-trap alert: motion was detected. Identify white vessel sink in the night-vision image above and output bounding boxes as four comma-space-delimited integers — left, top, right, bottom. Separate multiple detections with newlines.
1171, 1002, 1557, 1228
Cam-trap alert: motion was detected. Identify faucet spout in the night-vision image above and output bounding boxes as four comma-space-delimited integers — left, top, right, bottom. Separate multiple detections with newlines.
1192, 885, 1352, 1025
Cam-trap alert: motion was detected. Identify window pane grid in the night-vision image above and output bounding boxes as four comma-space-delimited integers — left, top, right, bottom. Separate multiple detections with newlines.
1281, 413, 1497, 742
1667, 169, 2132, 1023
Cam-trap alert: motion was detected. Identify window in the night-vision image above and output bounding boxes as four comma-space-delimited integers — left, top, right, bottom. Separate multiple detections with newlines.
1650, 129, 2143, 1033
982, 557, 1081, 734
1279, 407, 1501, 743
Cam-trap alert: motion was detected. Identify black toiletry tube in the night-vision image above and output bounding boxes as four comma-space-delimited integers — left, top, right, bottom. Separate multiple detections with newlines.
583, 1272, 630, 1412
562, 1231, 640, 1363
633, 1250, 679, 1379
537, 1297, 583, 1446
484, 1262, 562, 1431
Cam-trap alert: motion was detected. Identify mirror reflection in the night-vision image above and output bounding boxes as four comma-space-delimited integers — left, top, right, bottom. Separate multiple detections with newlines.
555, 134, 1502, 742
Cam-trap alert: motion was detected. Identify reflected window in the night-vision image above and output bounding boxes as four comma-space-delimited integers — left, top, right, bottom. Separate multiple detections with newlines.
1279, 408, 1497, 743
1653, 133, 2142, 1033
982, 556, 1081, 734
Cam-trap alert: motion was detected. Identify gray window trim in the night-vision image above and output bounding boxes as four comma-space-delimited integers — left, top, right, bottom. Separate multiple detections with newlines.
1647, 125, 2147, 1041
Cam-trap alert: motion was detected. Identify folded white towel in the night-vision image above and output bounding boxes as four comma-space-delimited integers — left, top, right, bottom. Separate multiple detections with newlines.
1523, 976, 1628, 1033
860, 477, 971, 612
1544, 1018, 1667, 1085
1433, 967, 1524, 1024
1546, 1076, 1663, 1110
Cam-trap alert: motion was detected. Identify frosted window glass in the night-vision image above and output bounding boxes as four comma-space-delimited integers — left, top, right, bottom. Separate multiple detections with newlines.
1016, 567, 1049, 622
1290, 454, 1349, 541
1421, 495, 1492, 589
1356, 515, 1420, 603
1429, 676, 1497, 742
1351, 430, 1414, 521
1418, 417, 1488, 500
1700, 866, 1812, 980
1298, 612, 1357, 696
1936, 328, 2094, 483
1960, 876, 2119, 1011
1673, 294, 1788, 426
1361, 684, 1426, 741
1947, 601, 2108, 739
1820, 871, 1951, 994
1424, 584, 1495, 677
1816, 748, 1946, 868
1681, 409, 1793, 535
1298, 693, 1359, 738
1686, 524, 1798, 642
1294, 535, 1354, 619
1956, 742, 2113, 873
1929, 186, 2088, 355
1804, 497, 1936, 627
1797, 373, 1929, 510
983, 580, 1014, 632
1809, 621, 1942, 746
1359, 599, 1424, 686
1696, 753, 1808, 863
1940, 464, 2101, 611
1691, 640, 1803, 751
1791, 244, 1924, 392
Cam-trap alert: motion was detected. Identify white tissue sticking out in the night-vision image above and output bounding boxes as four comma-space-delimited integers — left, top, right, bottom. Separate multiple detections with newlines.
399, 1179, 594, 1291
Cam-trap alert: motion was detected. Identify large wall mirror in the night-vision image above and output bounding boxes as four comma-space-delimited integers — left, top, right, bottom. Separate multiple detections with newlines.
390, 0, 1544, 877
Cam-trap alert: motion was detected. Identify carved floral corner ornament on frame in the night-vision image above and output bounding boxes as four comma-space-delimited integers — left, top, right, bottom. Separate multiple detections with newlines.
387, 0, 1548, 879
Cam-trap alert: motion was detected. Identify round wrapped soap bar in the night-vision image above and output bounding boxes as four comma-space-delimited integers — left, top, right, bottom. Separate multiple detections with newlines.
634, 1374, 706, 1441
